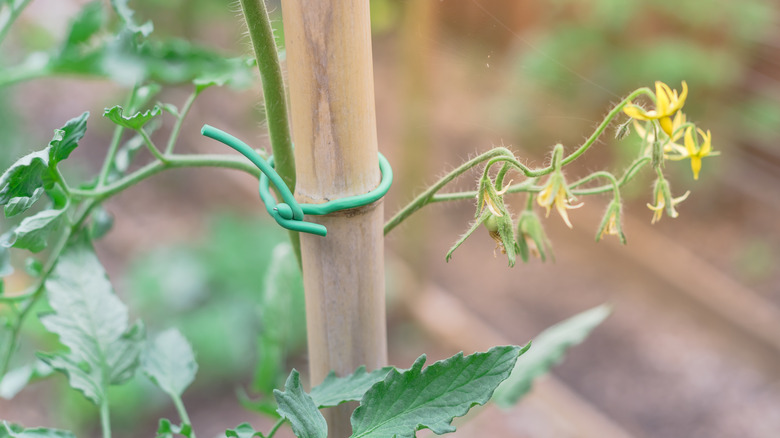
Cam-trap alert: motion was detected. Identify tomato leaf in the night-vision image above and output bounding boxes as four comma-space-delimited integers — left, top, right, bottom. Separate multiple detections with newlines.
37, 236, 144, 405
103, 105, 160, 130
3, 209, 66, 253
274, 370, 327, 438
493, 304, 611, 407
142, 328, 198, 398
349, 345, 527, 438
309, 366, 393, 408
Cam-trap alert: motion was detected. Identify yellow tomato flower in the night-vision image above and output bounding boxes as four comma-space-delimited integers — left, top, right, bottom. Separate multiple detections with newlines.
684, 127, 714, 180
537, 174, 582, 228
647, 186, 690, 224
624, 81, 688, 137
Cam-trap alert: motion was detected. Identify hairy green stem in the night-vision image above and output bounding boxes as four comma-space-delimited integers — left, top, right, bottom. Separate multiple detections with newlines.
71, 154, 262, 201
384, 148, 514, 235
165, 90, 198, 155
561, 87, 653, 166
138, 128, 168, 164
100, 399, 111, 438
172, 395, 195, 438
266, 418, 285, 438
239, 0, 299, 264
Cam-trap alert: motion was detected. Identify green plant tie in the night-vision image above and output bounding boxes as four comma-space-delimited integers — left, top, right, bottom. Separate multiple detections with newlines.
201, 125, 392, 237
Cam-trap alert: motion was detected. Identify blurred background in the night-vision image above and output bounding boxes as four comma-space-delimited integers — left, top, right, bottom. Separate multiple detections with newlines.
1, 0, 779, 437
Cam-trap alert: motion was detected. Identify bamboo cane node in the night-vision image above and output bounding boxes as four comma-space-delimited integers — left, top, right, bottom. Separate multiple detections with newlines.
201, 124, 392, 237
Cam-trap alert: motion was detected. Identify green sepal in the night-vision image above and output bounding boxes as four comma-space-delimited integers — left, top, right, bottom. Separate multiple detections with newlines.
516, 209, 554, 263
103, 105, 161, 130
493, 304, 611, 407
446, 209, 490, 262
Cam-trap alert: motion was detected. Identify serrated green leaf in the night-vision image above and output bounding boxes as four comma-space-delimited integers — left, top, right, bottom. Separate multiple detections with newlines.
493, 304, 612, 407
224, 423, 262, 438
310, 366, 393, 408
110, 0, 153, 36
0, 113, 87, 216
63, 1, 104, 48
274, 370, 327, 438
1, 422, 76, 438
0, 150, 49, 210
0, 360, 53, 399
37, 236, 144, 405
4, 209, 66, 253
4, 188, 44, 217
350, 345, 526, 438
47, 112, 89, 165
103, 105, 160, 130
156, 419, 192, 438
142, 328, 198, 398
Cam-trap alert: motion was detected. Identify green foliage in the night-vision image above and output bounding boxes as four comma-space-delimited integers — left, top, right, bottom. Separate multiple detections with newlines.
0, 422, 75, 438
110, 0, 153, 36
103, 105, 161, 130
142, 329, 197, 399
0, 360, 51, 399
3, 209, 65, 252
37, 236, 144, 406
349, 345, 527, 438
156, 419, 193, 438
0, 112, 88, 216
309, 366, 393, 408
224, 424, 262, 438
493, 304, 611, 407
273, 370, 327, 438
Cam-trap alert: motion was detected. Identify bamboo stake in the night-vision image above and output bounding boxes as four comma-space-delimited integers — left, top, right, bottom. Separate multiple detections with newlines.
281, 1, 387, 435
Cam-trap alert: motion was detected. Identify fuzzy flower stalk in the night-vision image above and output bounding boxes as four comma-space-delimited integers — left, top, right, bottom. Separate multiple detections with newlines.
439, 80, 715, 267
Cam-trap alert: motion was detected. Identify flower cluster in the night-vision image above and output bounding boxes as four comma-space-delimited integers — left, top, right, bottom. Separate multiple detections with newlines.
444, 81, 717, 267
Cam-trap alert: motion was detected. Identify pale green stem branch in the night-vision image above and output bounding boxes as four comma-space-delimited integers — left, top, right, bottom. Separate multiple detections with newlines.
384, 148, 515, 235
266, 418, 285, 438
70, 154, 262, 201
165, 90, 198, 155
0, 0, 34, 45
138, 128, 168, 164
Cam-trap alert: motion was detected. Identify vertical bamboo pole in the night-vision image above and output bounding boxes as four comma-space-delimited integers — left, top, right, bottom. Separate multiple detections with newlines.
281, 1, 387, 435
